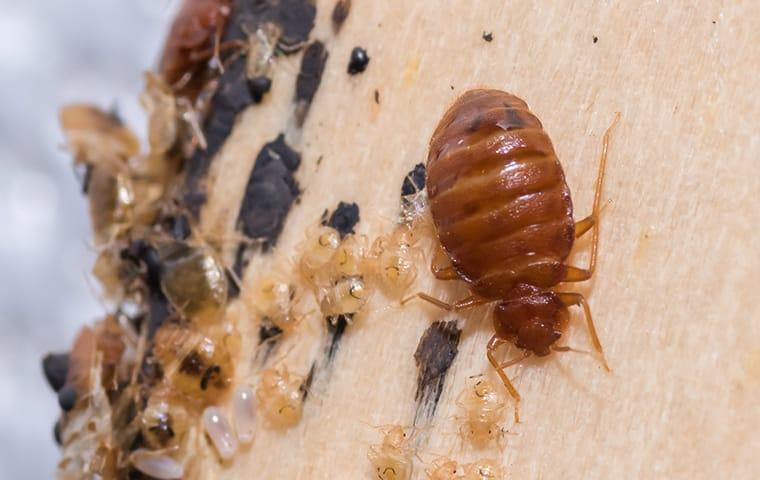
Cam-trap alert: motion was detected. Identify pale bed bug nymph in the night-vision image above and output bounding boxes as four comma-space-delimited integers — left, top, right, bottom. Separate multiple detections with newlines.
297, 224, 341, 288
368, 425, 414, 480
426, 457, 459, 480
256, 363, 305, 428
405, 89, 619, 419
460, 459, 503, 480
457, 377, 507, 447
369, 224, 420, 299
248, 274, 300, 331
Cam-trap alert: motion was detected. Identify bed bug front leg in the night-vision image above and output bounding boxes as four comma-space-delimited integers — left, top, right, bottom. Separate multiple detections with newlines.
557, 292, 610, 371
401, 292, 491, 311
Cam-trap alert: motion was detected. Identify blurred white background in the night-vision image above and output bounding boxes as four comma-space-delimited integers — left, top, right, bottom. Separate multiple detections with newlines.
0, 0, 177, 477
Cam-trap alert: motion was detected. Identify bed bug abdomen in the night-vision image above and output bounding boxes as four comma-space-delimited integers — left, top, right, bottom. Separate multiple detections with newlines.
427, 90, 574, 298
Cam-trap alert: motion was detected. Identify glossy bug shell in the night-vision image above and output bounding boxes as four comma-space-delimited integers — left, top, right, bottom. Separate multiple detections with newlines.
427, 89, 574, 298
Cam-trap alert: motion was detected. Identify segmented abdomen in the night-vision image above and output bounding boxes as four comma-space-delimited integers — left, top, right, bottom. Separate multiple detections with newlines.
427, 90, 574, 298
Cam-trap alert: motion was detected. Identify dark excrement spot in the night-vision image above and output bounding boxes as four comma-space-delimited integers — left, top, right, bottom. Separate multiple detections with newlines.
200, 365, 222, 390
179, 351, 205, 376
374, 89, 380, 104
259, 320, 284, 344
413, 320, 461, 418
295, 41, 329, 127
300, 363, 316, 401
121, 240, 170, 338
323, 201, 360, 238
248, 76, 272, 103
42, 352, 70, 393
331, 0, 351, 33
236, 133, 301, 248
593, 36, 599, 43
183, 57, 253, 217
347, 46, 370, 74
54, 419, 62, 445
401, 163, 426, 196
325, 314, 352, 361
58, 384, 78, 412
482, 31, 493, 42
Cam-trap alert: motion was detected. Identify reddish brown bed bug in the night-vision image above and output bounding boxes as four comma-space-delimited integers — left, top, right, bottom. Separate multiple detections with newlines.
404, 89, 619, 419
159, 0, 232, 97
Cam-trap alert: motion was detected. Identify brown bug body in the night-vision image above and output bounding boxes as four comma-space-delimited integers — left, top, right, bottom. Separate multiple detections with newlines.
415, 89, 617, 414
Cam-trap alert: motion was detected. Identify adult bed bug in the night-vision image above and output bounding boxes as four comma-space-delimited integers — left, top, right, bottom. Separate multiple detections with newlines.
406, 89, 618, 418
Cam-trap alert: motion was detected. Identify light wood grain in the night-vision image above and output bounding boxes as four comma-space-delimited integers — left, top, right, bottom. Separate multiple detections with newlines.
191, 1, 759, 478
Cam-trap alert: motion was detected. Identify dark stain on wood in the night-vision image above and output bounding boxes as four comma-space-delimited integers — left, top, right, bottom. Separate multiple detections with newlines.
325, 314, 351, 361
295, 41, 329, 126
256, 318, 284, 364
413, 320, 461, 421
401, 163, 426, 196
300, 362, 316, 401
42, 353, 70, 393
331, 0, 351, 33
323, 201, 360, 238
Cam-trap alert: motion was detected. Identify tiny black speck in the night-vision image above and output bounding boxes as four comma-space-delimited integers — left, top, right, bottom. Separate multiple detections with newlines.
54, 419, 62, 445
248, 76, 273, 103
593, 36, 599, 43
374, 89, 380, 104
450, 85, 454, 90
482, 31, 493, 42
58, 385, 77, 411
348, 47, 370, 74
401, 163, 426, 196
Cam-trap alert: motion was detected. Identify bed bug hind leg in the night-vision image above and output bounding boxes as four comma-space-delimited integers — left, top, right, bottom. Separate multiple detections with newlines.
567, 113, 620, 280
401, 292, 491, 311
557, 292, 610, 372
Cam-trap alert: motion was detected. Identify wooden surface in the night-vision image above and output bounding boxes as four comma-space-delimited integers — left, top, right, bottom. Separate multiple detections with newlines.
192, 1, 759, 478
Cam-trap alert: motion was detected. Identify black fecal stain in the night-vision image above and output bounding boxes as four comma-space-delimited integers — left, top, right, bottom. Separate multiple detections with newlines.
300, 363, 316, 400
121, 240, 169, 338
413, 320, 461, 420
374, 89, 380, 104
58, 384, 77, 411
236, 134, 301, 248
347, 46, 370, 74
593, 36, 599, 43
229, 0, 316, 54
54, 419, 62, 445
323, 201, 360, 238
76, 163, 92, 194
42, 353, 69, 392
226, 269, 241, 298
249, 75, 272, 103
183, 58, 252, 216
325, 314, 351, 361
257, 318, 284, 363
180, 351, 205, 376
402, 163, 426, 196
331, 0, 351, 33
482, 31, 493, 42
295, 41, 329, 126
200, 365, 222, 390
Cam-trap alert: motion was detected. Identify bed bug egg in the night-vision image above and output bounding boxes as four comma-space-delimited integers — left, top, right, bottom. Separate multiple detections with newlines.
319, 276, 369, 317
460, 460, 503, 480
203, 406, 238, 460
158, 241, 228, 326
130, 449, 185, 480
256, 365, 304, 428
457, 378, 507, 446
370, 225, 419, 298
232, 385, 256, 444
368, 426, 413, 480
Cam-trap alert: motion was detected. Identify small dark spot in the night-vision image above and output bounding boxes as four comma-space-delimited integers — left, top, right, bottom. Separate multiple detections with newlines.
325, 314, 352, 360
348, 47, 370, 74
259, 321, 284, 344
77, 163, 92, 194
42, 352, 70, 393
300, 363, 316, 400
482, 31, 493, 42
374, 89, 380, 104
58, 384, 77, 411
316, 155, 324, 166
332, 0, 352, 33
401, 163, 426, 196
179, 351, 205, 376
54, 419, 62, 445
450, 85, 454, 90
295, 41, 329, 126
324, 201, 360, 238
593, 36, 599, 43
712, 20, 716, 24
200, 365, 221, 390
248, 76, 272, 103
148, 420, 175, 444
168, 214, 191, 241
413, 320, 461, 417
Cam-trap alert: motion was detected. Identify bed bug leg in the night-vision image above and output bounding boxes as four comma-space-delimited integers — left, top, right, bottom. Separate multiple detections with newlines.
401, 293, 490, 311
432, 265, 459, 280
557, 292, 610, 372
486, 336, 523, 423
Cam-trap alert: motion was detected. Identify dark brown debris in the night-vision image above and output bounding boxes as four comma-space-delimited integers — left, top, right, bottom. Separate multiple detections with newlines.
331, 0, 352, 33
347, 47, 370, 74
413, 320, 461, 417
